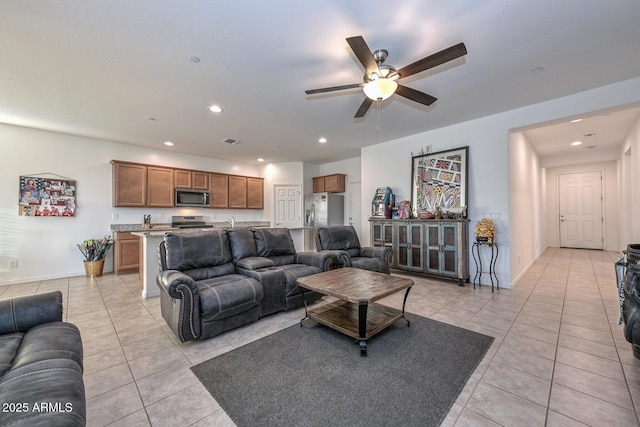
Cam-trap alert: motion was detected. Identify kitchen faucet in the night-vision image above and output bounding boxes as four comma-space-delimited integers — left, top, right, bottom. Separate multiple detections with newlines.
225, 217, 235, 228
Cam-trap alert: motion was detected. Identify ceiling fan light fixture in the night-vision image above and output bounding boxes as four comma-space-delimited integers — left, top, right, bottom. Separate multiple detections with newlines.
363, 78, 398, 101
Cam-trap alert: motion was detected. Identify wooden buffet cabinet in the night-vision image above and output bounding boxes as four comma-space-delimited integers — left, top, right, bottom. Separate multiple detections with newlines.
111, 160, 263, 209
370, 218, 469, 285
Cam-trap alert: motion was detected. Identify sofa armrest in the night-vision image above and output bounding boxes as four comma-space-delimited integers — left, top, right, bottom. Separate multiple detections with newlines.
235, 257, 275, 271
295, 251, 335, 271
0, 291, 63, 334
156, 270, 200, 342
361, 246, 392, 273
361, 246, 390, 259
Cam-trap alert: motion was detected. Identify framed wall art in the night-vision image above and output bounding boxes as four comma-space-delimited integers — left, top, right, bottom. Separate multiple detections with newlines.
18, 175, 76, 217
411, 146, 468, 217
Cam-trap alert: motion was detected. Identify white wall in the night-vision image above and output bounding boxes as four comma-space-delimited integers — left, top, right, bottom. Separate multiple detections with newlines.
362, 76, 640, 288
509, 131, 544, 284
0, 123, 264, 284
620, 114, 640, 244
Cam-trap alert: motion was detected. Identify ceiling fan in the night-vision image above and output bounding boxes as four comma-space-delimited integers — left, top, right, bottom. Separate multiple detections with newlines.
305, 36, 467, 118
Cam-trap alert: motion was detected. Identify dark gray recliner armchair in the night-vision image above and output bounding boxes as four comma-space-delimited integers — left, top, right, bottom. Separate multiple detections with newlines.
157, 229, 264, 342
315, 225, 392, 274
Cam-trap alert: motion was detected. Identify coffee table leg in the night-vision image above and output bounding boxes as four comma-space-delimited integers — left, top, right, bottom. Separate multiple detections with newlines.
402, 286, 412, 327
299, 287, 309, 327
359, 301, 368, 357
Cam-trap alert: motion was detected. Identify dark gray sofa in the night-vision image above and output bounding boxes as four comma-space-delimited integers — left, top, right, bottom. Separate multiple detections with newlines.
0, 291, 85, 427
157, 228, 333, 342
315, 225, 392, 274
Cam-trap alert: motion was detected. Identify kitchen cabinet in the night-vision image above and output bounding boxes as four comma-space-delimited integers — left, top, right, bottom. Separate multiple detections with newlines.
313, 173, 346, 193
247, 177, 264, 209
113, 231, 140, 274
147, 166, 174, 207
112, 162, 147, 207
111, 160, 262, 209
369, 219, 469, 285
210, 173, 229, 208
228, 176, 247, 208
175, 169, 209, 190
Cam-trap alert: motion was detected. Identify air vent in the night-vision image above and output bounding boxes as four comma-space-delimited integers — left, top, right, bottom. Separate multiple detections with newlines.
222, 138, 240, 145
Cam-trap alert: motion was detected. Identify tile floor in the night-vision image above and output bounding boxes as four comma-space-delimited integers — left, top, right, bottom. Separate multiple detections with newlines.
1, 247, 639, 426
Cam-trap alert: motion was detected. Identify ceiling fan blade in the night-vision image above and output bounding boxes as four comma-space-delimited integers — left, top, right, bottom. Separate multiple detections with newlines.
305, 83, 363, 95
396, 84, 437, 106
346, 36, 378, 74
396, 42, 467, 79
354, 97, 374, 118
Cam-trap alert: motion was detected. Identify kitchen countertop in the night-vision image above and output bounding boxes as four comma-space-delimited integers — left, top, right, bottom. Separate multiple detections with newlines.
111, 221, 271, 233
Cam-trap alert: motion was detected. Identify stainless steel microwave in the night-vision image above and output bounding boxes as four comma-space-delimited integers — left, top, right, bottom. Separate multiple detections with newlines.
175, 188, 210, 207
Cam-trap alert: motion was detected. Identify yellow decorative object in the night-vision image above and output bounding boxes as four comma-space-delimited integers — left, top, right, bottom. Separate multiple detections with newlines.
474, 218, 495, 242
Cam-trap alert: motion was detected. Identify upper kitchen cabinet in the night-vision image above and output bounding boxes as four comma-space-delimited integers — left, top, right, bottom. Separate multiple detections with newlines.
112, 161, 147, 207
313, 174, 346, 193
228, 176, 247, 208
147, 166, 174, 207
111, 160, 263, 209
209, 173, 229, 208
174, 169, 209, 190
228, 175, 264, 209
247, 177, 264, 209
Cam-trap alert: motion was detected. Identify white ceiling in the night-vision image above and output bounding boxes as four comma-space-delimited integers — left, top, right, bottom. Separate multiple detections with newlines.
1, 1, 640, 165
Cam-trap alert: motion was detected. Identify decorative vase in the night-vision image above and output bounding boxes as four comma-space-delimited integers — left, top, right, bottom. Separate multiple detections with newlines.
84, 260, 104, 278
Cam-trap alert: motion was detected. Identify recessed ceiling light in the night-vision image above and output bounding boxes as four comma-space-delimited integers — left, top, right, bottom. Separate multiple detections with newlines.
570, 118, 583, 123
164, 141, 174, 146
318, 137, 327, 143
209, 105, 223, 113
571, 141, 582, 146
257, 158, 264, 162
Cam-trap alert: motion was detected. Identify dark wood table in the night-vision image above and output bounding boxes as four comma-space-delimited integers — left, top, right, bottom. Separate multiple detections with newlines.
297, 268, 413, 356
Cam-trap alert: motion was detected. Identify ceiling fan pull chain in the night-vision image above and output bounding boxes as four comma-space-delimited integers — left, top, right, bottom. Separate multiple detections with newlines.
377, 100, 381, 143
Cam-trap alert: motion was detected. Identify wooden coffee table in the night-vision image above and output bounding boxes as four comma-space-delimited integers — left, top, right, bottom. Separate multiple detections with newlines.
297, 268, 413, 356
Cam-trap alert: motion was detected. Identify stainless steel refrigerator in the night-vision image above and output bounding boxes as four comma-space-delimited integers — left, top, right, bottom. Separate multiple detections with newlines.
304, 193, 344, 251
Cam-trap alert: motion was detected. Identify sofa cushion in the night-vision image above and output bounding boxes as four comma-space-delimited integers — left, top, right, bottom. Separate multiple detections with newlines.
0, 358, 86, 427
278, 264, 322, 296
164, 230, 236, 280
0, 333, 23, 376
11, 322, 83, 371
197, 274, 263, 322
227, 228, 258, 262
252, 228, 296, 257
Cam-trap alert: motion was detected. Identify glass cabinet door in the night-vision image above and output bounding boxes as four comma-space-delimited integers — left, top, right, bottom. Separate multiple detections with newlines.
442, 224, 458, 275
426, 223, 441, 273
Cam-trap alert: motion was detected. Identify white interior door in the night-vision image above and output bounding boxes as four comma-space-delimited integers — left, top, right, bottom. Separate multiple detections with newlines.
558, 171, 603, 249
274, 184, 301, 228
349, 181, 362, 239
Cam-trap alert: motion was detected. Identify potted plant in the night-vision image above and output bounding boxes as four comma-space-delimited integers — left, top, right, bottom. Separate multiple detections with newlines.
474, 218, 495, 243
76, 236, 114, 277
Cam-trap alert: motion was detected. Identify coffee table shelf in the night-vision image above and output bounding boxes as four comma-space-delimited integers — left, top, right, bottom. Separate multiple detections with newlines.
308, 300, 404, 340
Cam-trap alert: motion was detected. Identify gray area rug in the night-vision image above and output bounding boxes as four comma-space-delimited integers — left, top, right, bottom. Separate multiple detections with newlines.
191, 313, 494, 427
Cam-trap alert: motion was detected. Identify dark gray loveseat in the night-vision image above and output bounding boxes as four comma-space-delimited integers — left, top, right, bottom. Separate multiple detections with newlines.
157, 228, 332, 342
0, 291, 85, 427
